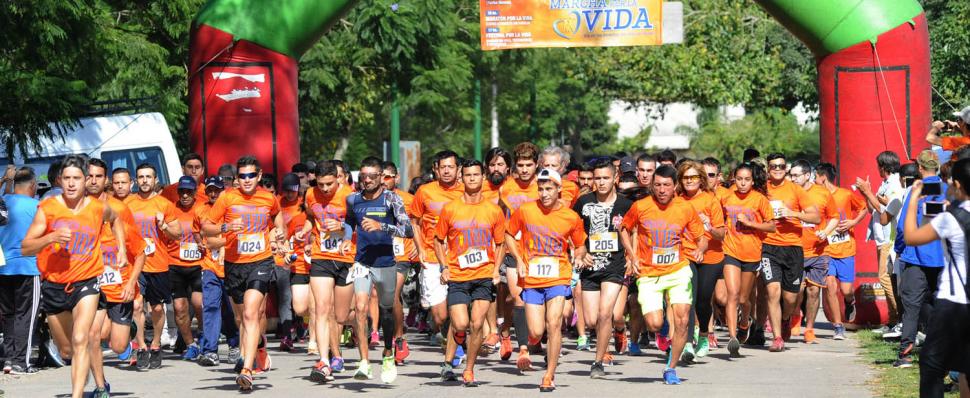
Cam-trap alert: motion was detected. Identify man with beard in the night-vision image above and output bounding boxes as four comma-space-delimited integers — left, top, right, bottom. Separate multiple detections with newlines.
483, 147, 512, 352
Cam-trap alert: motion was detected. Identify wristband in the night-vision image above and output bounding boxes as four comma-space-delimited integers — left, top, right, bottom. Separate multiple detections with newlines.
221, 223, 228, 233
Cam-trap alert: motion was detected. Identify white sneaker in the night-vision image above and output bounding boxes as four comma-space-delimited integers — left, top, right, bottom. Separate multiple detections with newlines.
882, 324, 903, 339
916, 331, 926, 347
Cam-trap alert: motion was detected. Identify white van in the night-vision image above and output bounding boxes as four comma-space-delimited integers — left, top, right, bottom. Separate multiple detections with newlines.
1, 112, 182, 187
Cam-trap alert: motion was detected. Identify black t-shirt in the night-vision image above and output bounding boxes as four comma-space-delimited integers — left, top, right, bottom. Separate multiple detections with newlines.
573, 192, 633, 274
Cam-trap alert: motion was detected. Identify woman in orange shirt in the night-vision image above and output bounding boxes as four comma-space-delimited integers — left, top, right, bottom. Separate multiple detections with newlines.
720, 163, 775, 358
22, 155, 127, 398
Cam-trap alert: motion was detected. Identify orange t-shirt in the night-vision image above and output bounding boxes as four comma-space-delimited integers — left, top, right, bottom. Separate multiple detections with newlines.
38, 197, 105, 284
942, 135, 970, 151
274, 196, 309, 274
823, 187, 866, 259
393, 190, 419, 263
305, 185, 356, 263
621, 196, 704, 277
434, 197, 506, 282
507, 202, 586, 288
126, 194, 178, 273
682, 191, 726, 265
160, 183, 209, 207
561, 180, 580, 208
483, 181, 503, 205
205, 188, 281, 264
801, 184, 838, 258
100, 197, 146, 303
500, 178, 539, 214
164, 202, 206, 267
411, 180, 465, 264
764, 179, 813, 247
197, 203, 225, 278
721, 190, 773, 263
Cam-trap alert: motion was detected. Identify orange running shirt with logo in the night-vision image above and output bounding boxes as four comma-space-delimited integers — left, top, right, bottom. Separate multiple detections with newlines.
38, 197, 106, 284
305, 185, 356, 263
721, 190, 773, 263
561, 180, 580, 208
435, 198, 506, 282
100, 197, 146, 302
197, 203, 225, 278
165, 202, 206, 267
801, 184, 838, 258
682, 191, 726, 265
507, 201, 586, 289
411, 180, 465, 264
393, 189, 419, 263
621, 196, 704, 277
823, 187, 866, 259
205, 188, 281, 264
483, 181, 503, 205
126, 194, 178, 273
764, 179, 813, 247
500, 178, 539, 214
274, 196, 309, 274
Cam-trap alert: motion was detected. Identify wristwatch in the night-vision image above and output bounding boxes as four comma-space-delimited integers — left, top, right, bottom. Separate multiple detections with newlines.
221, 223, 228, 233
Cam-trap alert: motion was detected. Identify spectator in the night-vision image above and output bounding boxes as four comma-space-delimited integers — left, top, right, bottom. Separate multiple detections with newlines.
857, 151, 904, 332
656, 149, 677, 166
925, 105, 970, 151
40, 160, 62, 199
0, 167, 41, 374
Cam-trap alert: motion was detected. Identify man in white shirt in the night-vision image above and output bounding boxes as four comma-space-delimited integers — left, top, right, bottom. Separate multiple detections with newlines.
859, 151, 903, 331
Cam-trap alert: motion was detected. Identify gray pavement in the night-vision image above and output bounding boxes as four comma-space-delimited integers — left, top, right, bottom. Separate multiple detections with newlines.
1, 322, 874, 397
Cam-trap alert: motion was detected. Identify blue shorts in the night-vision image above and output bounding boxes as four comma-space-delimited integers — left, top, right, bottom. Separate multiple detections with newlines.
827, 256, 855, 283
521, 285, 572, 305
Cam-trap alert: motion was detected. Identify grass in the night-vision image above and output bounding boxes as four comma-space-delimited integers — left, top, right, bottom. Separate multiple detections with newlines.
856, 330, 960, 397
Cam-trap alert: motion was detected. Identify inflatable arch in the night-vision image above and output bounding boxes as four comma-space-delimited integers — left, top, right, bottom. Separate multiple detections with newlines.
188, 0, 930, 324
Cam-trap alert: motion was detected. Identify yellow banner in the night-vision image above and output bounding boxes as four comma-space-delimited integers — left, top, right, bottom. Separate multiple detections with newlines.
481, 0, 663, 51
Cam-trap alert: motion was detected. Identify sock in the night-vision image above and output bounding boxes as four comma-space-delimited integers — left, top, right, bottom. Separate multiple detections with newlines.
512, 306, 529, 348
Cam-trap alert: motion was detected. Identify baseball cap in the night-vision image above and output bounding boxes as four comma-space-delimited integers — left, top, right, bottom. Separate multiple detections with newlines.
917, 149, 940, 171
537, 168, 562, 185
204, 176, 224, 189
177, 176, 197, 191
953, 106, 970, 124
619, 156, 637, 175
281, 173, 301, 192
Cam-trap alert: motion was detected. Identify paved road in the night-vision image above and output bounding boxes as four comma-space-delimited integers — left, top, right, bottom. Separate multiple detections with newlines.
1, 321, 873, 397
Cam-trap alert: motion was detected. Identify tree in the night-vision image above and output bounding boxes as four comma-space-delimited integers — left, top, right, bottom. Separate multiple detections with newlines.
685, 107, 819, 167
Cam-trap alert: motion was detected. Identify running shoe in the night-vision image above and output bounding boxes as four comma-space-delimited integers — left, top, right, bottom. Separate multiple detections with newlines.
353, 360, 373, 380
727, 337, 741, 358
370, 330, 380, 348
696, 336, 710, 358
680, 343, 695, 363
790, 314, 803, 337
663, 368, 681, 385
380, 355, 397, 384
628, 342, 644, 356
485, 333, 500, 353
198, 352, 220, 367
576, 335, 590, 351
256, 346, 272, 371
499, 335, 513, 361
916, 331, 926, 347
279, 336, 294, 352
613, 331, 627, 354
746, 328, 766, 346
845, 302, 856, 323
463, 370, 479, 387
440, 363, 457, 381
310, 360, 334, 383
833, 324, 846, 340
341, 327, 354, 347
804, 329, 817, 344
236, 369, 254, 391
453, 345, 466, 368
330, 356, 345, 372
738, 325, 750, 344
227, 346, 241, 364
8, 364, 37, 375
603, 352, 615, 366
656, 334, 671, 352
92, 387, 110, 398
882, 323, 903, 339
539, 374, 556, 392
148, 349, 162, 369
708, 333, 719, 349
118, 342, 133, 362
394, 337, 410, 365
516, 348, 533, 372
307, 340, 319, 356
590, 362, 606, 379
2, 361, 11, 374
768, 337, 785, 352
234, 357, 244, 373
893, 355, 913, 368
182, 343, 201, 361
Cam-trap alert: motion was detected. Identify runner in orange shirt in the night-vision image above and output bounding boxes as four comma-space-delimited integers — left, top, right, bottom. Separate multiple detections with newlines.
197, 176, 234, 366
505, 168, 587, 392
620, 165, 706, 385
816, 163, 867, 339
762, 153, 820, 352
433, 159, 506, 386
202, 155, 286, 391
85, 158, 146, 396
164, 176, 208, 360
22, 155, 128, 398
720, 163, 775, 358
160, 152, 208, 205
381, 161, 418, 365
482, 147, 513, 353
275, 173, 307, 352
701, 157, 731, 349
125, 163, 182, 370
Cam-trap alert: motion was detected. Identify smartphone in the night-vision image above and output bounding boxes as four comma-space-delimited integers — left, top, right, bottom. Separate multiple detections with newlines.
922, 181, 942, 196
923, 201, 947, 216
904, 176, 915, 188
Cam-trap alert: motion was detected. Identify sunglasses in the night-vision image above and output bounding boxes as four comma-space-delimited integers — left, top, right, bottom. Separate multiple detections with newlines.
681, 175, 701, 183
383, 174, 396, 180
360, 172, 382, 181
707, 173, 717, 178
237, 172, 259, 180
768, 164, 787, 171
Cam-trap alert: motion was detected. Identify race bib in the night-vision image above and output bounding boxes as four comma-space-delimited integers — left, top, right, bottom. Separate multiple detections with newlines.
346, 263, 369, 284
98, 265, 122, 286
528, 256, 559, 279
237, 234, 265, 255
590, 232, 619, 253
651, 246, 680, 266
179, 242, 202, 261
458, 248, 488, 269
770, 200, 786, 219
143, 238, 156, 255
393, 237, 405, 257
827, 232, 850, 245
319, 233, 342, 253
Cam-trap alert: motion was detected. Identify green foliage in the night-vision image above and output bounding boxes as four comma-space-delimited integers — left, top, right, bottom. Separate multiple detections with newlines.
923, 0, 970, 121
685, 107, 819, 168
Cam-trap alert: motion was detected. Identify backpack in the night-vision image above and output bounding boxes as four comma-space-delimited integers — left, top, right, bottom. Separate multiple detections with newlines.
943, 205, 970, 299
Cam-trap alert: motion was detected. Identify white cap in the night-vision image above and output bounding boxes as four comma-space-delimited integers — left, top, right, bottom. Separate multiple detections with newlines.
536, 168, 562, 186
952, 106, 970, 123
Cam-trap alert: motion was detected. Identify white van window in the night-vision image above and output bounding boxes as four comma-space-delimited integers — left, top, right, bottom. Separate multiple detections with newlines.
102, 147, 170, 185
0, 156, 60, 185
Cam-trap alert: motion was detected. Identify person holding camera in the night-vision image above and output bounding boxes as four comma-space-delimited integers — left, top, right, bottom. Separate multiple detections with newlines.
902, 157, 970, 397
926, 106, 970, 151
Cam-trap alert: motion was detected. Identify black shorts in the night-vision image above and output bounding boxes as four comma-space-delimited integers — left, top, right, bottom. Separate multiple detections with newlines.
310, 259, 353, 287
42, 277, 102, 315
290, 273, 310, 285
105, 301, 134, 325
447, 279, 496, 306
580, 266, 625, 292
169, 265, 203, 299
724, 255, 760, 273
396, 261, 418, 276
224, 259, 275, 304
761, 244, 804, 293
139, 271, 172, 306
